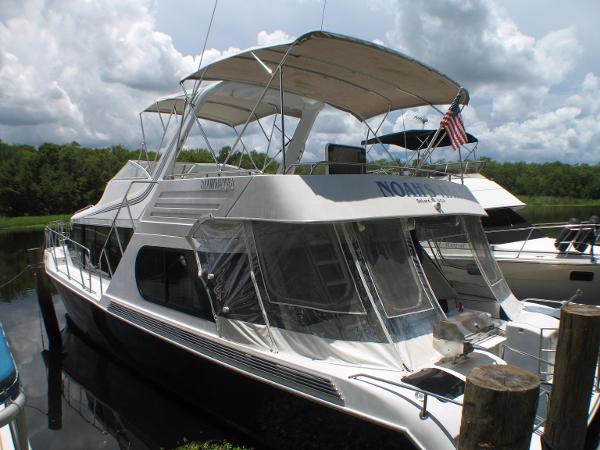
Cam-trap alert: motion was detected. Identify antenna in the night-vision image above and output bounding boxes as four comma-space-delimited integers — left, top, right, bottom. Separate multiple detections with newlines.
320, 0, 327, 30
191, 0, 219, 97
414, 115, 428, 129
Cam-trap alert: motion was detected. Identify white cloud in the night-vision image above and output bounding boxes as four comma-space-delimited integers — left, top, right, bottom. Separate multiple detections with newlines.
475, 72, 600, 162
257, 30, 295, 46
0, 0, 262, 147
386, 0, 582, 120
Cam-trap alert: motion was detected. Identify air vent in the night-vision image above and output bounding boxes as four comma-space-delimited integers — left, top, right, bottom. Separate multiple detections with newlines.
107, 302, 343, 404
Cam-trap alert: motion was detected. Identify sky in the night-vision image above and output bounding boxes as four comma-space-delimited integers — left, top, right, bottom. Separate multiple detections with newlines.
1, 0, 599, 163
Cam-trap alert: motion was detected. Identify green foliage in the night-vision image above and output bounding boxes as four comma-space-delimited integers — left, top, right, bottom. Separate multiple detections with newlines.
0, 140, 138, 216
173, 439, 251, 450
481, 160, 600, 200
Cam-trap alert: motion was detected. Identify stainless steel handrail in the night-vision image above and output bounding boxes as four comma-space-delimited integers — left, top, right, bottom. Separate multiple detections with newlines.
45, 225, 94, 293
487, 222, 599, 259
349, 373, 463, 420
0, 390, 28, 450
96, 179, 158, 293
283, 161, 451, 178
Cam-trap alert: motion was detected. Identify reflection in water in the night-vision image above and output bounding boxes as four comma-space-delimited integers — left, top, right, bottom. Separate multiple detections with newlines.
53, 324, 248, 450
0, 231, 41, 302
520, 204, 600, 226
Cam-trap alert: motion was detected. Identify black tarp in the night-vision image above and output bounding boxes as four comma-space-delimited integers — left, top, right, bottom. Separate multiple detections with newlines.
362, 129, 478, 150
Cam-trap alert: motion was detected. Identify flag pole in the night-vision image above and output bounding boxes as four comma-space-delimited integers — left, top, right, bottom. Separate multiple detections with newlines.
415, 127, 443, 170
458, 145, 464, 184
416, 87, 465, 171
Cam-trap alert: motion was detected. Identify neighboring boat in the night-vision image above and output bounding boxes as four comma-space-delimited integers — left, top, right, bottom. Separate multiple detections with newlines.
0, 322, 29, 450
44, 31, 599, 449
365, 130, 600, 304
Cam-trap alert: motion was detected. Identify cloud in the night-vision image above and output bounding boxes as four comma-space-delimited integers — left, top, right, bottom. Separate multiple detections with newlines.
0, 0, 260, 148
257, 30, 295, 46
474, 72, 600, 163
386, 0, 582, 120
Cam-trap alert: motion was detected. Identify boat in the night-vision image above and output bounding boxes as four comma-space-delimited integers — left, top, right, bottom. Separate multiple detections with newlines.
43, 31, 600, 449
0, 322, 29, 450
364, 129, 600, 304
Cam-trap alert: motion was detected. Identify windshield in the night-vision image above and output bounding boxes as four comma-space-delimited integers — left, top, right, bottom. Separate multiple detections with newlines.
253, 222, 387, 342
354, 220, 431, 317
416, 215, 512, 304
255, 222, 364, 314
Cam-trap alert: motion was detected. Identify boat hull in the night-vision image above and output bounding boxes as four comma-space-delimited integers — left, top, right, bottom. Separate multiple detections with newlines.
497, 259, 600, 304
52, 281, 416, 450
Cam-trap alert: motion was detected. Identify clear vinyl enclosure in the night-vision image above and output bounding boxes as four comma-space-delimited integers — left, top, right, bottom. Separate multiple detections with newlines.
189, 214, 509, 352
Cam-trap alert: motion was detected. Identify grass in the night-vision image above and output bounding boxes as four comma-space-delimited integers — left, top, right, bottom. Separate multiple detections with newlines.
0, 214, 71, 232
173, 440, 251, 450
518, 196, 600, 207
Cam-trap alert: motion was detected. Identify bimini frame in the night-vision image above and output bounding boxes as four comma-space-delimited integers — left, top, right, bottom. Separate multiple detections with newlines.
137, 31, 470, 180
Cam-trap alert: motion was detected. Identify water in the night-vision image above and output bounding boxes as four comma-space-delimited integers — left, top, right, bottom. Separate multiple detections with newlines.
520, 204, 600, 226
1, 205, 599, 449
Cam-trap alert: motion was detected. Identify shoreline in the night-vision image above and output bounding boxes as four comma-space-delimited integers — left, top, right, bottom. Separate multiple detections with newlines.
519, 195, 600, 207
0, 214, 71, 232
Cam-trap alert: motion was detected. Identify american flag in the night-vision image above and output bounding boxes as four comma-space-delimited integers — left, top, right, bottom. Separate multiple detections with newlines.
440, 94, 468, 150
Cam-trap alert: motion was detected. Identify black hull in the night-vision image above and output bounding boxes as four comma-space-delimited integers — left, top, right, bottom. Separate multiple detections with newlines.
53, 282, 415, 450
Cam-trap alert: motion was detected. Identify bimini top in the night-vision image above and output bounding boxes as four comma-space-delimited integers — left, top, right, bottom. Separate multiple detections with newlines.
363, 129, 478, 150
144, 81, 322, 127
183, 31, 469, 120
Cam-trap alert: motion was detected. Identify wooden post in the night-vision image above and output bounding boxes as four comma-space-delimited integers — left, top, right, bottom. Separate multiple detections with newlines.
542, 303, 600, 450
459, 364, 540, 450
42, 349, 63, 430
27, 248, 62, 353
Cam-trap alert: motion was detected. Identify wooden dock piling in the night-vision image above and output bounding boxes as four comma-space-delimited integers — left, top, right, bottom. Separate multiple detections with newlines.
542, 303, 600, 450
27, 248, 62, 353
458, 364, 540, 450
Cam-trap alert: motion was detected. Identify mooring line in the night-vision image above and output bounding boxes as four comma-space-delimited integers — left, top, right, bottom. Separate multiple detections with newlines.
0, 265, 31, 289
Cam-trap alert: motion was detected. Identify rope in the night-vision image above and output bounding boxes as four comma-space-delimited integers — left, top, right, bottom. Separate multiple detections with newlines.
0, 265, 31, 289
320, 0, 327, 30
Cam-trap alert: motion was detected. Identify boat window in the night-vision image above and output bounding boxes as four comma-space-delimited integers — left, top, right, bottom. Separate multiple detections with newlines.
354, 220, 430, 318
135, 246, 214, 321
254, 222, 364, 314
252, 222, 386, 342
462, 216, 512, 301
416, 216, 511, 302
195, 221, 265, 325
71, 224, 133, 274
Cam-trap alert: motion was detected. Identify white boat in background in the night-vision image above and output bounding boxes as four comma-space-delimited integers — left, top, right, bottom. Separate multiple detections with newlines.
43, 31, 600, 449
364, 131, 600, 304
462, 172, 600, 304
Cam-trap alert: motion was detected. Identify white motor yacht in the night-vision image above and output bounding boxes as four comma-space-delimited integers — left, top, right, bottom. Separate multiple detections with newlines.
44, 31, 600, 449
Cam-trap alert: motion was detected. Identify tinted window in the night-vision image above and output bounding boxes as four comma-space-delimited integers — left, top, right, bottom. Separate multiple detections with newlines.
71, 224, 133, 273
254, 222, 363, 313
136, 246, 214, 321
